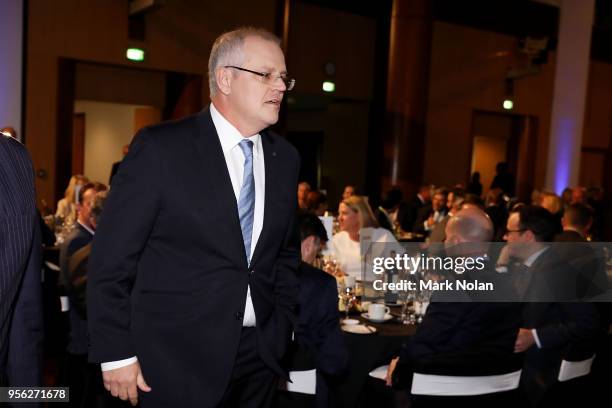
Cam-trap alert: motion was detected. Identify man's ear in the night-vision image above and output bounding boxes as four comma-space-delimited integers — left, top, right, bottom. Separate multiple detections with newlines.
524, 229, 536, 242
216, 67, 232, 95
303, 235, 315, 252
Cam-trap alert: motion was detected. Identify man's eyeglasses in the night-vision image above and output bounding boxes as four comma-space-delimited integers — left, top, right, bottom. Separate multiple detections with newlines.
225, 66, 295, 91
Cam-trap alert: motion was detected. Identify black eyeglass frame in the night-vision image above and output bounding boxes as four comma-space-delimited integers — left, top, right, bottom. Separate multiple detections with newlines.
224, 65, 295, 90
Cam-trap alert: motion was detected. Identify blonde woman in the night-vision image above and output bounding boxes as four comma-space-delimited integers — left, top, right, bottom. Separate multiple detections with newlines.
55, 175, 89, 222
326, 195, 403, 279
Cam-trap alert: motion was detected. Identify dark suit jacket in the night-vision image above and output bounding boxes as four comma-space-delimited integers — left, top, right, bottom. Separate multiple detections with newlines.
109, 160, 121, 185
60, 223, 93, 355
399, 196, 426, 232
67, 243, 92, 320
413, 205, 447, 235
0, 135, 43, 389
519, 248, 601, 404
375, 208, 394, 232
395, 265, 522, 388
288, 262, 348, 407
88, 107, 301, 407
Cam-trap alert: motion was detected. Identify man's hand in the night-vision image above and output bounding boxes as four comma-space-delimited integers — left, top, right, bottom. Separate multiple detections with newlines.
102, 361, 151, 406
514, 328, 536, 353
426, 216, 435, 227
386, 357, 399, 386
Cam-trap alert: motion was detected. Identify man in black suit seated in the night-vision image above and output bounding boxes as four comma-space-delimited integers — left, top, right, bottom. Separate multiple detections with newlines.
428, 190, 465, 244
555, 202, 592, 243
504, 206, 602, 406
279, 214, 348, 407
401, 185, 430, 233
375, 188, 403, 233
59, 182, 107, 407
386, 208, 522, 403
0, 133, 43, 393
554, 203, 608, 300
413, 189, 447, 236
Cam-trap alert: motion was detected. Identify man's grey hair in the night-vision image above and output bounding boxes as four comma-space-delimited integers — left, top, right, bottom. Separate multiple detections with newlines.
208, 27, 281, 96
90, 191, 108, 225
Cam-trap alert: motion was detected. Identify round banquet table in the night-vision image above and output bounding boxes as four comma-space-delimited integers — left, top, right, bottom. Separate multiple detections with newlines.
333, 311, 417, 408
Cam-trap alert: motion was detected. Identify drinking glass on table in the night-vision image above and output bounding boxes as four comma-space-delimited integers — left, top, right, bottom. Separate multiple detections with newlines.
322, 255, 340, 276
340, 284, 356, 322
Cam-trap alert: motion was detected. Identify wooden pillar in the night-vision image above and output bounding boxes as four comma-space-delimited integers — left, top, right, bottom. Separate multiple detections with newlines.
382, 0, 433, 198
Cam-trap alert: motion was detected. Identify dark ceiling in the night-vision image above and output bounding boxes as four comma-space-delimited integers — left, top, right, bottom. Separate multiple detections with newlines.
298, 0, 612, 64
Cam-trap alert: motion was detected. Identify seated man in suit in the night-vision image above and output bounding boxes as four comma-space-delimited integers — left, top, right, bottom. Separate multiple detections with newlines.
505, 206, 601, 406
400, 185, 430, 233
375, 188, 404, 233
556, 202, 592, 242
387, 208, 522, 401
413, 189, 447, 235
428, 190, 465, 244
279, 213, 348, 408
59, 183, 107, 407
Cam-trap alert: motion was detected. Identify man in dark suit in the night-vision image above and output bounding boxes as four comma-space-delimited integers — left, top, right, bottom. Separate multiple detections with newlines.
279, 214, 348, 407
88, 27, 300, 407
387, 208, 522, 398
60, 182, 106, 359
0, 134, 43, 390
399, 185, 430, 232
413, 189, 447, 235
554, 203, 608, 300
108, 144, 129, 185
375, 188, 403, 232
505, 206, 601, 406
428, 190, 465, 244
61, 189, 109, 408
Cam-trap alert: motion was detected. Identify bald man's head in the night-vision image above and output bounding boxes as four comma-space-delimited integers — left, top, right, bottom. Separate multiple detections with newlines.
444, 208, 493, 256
446, 208, 493, 243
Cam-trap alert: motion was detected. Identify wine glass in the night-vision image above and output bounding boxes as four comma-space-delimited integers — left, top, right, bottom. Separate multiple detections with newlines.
340, 285, 356, 322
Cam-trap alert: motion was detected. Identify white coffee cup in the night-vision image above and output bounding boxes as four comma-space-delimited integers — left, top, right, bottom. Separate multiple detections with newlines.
368, 303, 390, 320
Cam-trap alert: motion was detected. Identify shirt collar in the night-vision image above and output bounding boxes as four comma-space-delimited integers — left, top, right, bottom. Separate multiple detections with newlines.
523, 246, 548, 268
210, 103, 261, 157
77, 220, 95, 236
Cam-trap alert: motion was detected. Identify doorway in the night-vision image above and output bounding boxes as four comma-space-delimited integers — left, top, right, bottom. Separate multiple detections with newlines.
56, 59, 203, 198
469, 111, 538, 202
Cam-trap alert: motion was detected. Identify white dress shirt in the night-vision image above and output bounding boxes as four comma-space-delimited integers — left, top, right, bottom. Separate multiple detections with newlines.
101, 104, 265, 371
210, 102, 264, 327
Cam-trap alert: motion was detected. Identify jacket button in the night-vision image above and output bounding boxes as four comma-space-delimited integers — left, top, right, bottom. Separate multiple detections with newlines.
235, 312, 244, 320
249, 269, 255, 275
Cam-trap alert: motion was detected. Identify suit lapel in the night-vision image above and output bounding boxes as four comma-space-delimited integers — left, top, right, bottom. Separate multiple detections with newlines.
194, 107, 248, 267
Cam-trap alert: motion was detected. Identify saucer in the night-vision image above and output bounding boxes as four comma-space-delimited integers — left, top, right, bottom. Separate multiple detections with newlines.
341, 324, 377, 334
361, 312, 394, 323
342, 318, 360, 325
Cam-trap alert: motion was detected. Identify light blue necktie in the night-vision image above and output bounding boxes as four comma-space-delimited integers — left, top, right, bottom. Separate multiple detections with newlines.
238, 140, 255, 264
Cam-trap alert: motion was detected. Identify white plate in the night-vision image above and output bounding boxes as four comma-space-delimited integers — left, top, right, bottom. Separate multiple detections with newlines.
361, 312, 394, 323
341, 324, 377, 334
342, 318, 360, 325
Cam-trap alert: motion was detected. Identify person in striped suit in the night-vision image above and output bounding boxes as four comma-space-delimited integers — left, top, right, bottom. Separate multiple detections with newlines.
0, 132, 43, 389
